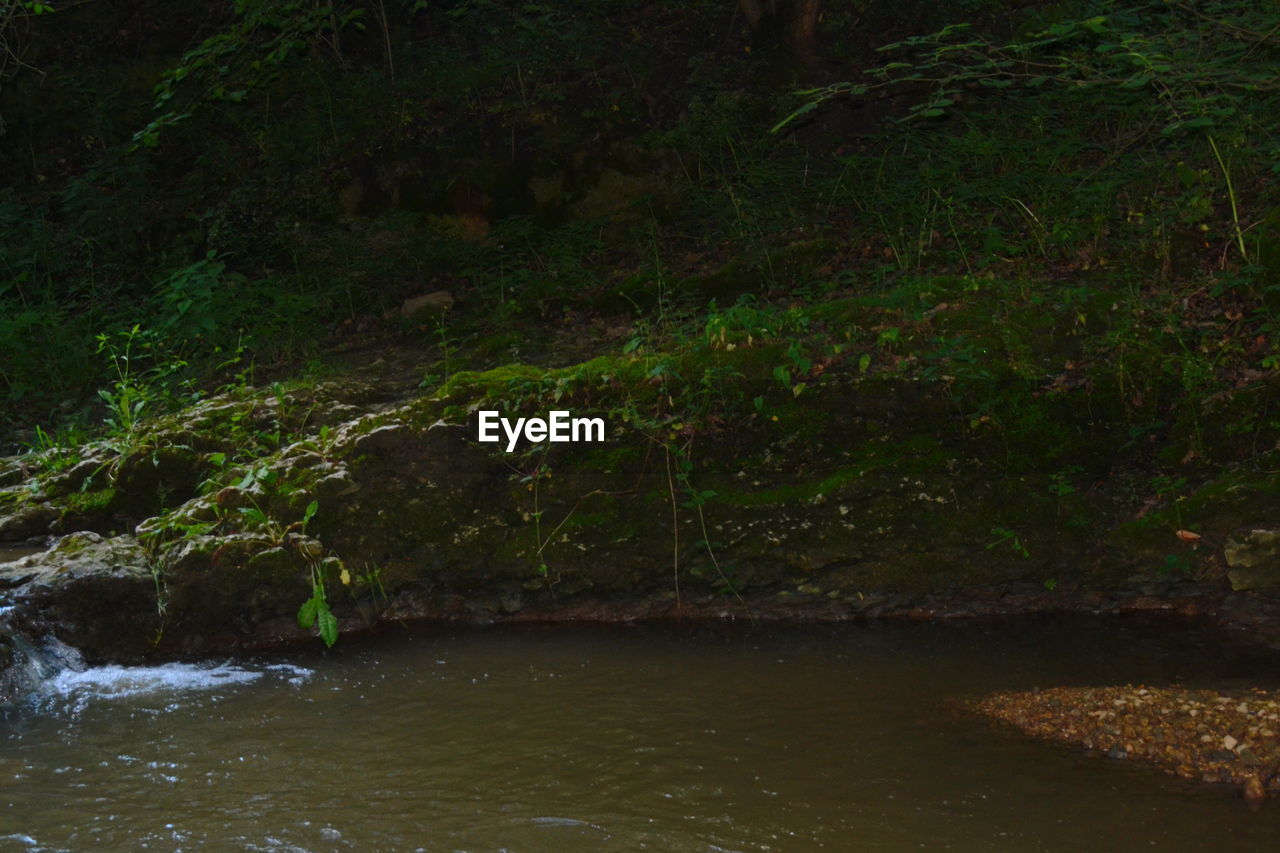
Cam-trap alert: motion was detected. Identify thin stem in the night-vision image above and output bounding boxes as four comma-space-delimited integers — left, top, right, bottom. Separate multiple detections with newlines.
664, 445, 681, 610
1208, 135, 1248, 261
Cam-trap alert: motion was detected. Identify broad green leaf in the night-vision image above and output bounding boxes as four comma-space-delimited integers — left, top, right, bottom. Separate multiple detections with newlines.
317, 607, 339, 648
238, 506, 269, 525
770, 101, 819, 134
1081, 16, 1107, 34
297, 597, 319, 629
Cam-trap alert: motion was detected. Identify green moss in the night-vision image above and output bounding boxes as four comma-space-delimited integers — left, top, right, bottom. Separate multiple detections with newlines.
63, 488, 116, 514
470, 331, 525, 360
567, 442, 646, 472
51, 531, 97, 556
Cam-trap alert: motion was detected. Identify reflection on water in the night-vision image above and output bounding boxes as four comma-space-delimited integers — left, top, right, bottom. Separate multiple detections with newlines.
2, 617, 1279, 852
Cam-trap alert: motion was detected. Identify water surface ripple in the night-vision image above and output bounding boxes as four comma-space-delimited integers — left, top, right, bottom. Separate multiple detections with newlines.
3, 617, 1279, 851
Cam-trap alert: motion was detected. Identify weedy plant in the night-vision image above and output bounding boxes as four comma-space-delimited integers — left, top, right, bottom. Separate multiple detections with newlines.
94, 325, 196, 452
297, 557, 339, 648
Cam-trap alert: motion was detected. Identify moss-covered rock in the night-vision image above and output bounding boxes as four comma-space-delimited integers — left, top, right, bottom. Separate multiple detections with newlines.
1225, 529, 1280, 591
5, 282, 1280, 654
0, 532, 157, 661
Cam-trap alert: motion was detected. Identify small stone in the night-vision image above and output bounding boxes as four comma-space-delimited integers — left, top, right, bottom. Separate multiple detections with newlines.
1237, 703, 1249, 714
1243, 775, 1266, 802
1223, 734, 1239, 751
395, 290, 454, 321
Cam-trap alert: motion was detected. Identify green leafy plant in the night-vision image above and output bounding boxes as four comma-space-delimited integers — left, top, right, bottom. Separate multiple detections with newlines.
1049, 466, 1083, 498
95, 325, 156, 445
1150, 474, 1189, 526
240, 493, 317, 542
135, 0, 367, 148
94, 325, 195, 450
987, 525, 1030, 558
22, 424, 83, 475
297, 557, 338, 647
775, 3, 1280, 140
704, 295, 809, 348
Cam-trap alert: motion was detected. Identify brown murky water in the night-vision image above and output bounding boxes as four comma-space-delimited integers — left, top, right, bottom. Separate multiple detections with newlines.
2, 617, 1279, 851
0, 543, 43, 564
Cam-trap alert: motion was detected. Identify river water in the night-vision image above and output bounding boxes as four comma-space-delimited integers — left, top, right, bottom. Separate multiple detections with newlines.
2, 617, 1278, 851
0, 543, 43, 564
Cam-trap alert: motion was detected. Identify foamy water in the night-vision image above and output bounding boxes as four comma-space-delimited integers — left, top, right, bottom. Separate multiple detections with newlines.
29, 660, 312, 714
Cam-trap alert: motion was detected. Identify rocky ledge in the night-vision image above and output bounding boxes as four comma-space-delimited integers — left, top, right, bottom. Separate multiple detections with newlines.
974, 686, 1280, 801
4, 337, 1280, 747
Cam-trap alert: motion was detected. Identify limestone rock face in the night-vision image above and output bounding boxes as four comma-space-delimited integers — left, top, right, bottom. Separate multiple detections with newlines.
1225, 530, 1280, 591
1, 532, 155, 662
3, 346, 1280, 658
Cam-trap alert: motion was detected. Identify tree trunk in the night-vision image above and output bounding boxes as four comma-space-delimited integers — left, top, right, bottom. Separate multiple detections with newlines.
788, 0, 820, 66
738, 0, 769, 33
737, 0, 821, 65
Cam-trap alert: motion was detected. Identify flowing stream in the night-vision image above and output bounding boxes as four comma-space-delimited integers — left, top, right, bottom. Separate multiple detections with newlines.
2, 617, 1279, 851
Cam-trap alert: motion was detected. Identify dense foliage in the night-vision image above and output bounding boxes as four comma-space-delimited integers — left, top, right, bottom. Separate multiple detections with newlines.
1, 0, 1278, 464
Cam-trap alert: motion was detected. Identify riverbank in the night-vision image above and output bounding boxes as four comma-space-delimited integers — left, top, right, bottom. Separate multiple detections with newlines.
3, 297, 1280, 662
975, 685, 1280, 801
